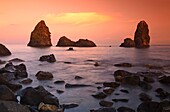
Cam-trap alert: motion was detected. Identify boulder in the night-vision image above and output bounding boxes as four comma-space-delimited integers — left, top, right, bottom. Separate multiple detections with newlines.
112, 99, 129, 102
92, 92, 107, 99
27, 20, 52, 47
20, 78, 33, 84
139, 93, 152, 102
159, 76, 170, 84
103, 87, 114, 95
15, 63, 28, 78
113, 70, 132, 82
0, 44, 11, 56
117, 106, 135, 112
139, 81, 152, 90
155, 88, 169, 99
56, 89, 64, 94
62, 103, 79, 109
39, 54, 56, 63
122, 75, 140, 85
99, 100, 113, 107
36, 71, 53, 80
134, 21, 150, 48
120, 38, 135, 47
137, 101, 161, 112
143, 76, 155, 83
91, 107, 116, 112
56, 36, 96, 47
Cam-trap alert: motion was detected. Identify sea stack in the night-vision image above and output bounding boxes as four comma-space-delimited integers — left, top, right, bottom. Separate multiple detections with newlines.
27, 20, 52, 47
0, 44, 11, 56
134, 21, 150, 48
120, 38, 135, 47
56, 36, 96, 47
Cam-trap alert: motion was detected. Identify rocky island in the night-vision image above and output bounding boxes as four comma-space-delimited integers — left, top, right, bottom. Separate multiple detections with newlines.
56, 36, 96, 47
27, 20, 52, 47
0, 43, 11, 56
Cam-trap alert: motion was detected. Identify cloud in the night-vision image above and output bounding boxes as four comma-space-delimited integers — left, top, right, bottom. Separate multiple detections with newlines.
44, 12, 111, 25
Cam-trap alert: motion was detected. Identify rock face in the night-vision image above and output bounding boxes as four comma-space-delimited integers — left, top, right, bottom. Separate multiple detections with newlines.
27, 20, 52, 47
120, 38, 135, 47
56, 36, 96, 47
0, 44, 11, 56
134, 21, 150, 48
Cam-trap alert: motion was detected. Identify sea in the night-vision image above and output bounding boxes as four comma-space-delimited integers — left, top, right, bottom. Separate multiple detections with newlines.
0, 44, 170, 112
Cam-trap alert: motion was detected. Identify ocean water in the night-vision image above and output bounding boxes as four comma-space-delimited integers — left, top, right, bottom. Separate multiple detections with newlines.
0, 45, 170, 112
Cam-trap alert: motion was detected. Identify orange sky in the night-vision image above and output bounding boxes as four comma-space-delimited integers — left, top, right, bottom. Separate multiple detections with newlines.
0, 0, 170, 45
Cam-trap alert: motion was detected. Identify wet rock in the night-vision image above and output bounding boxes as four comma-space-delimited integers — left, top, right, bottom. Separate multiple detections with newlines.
103, 82, 120, 88
117, 106, 135, 112
67, 47, 74, 51
159, 75, 170, 84
139, 81, 152, 90
92, 92, 107, 99
36, 71, 53, 80
65, 83, 91, 88
139, 93, 152, 102
120, 38, 135, 48
91, 107, 116, 112
120, 89, 129, 94
137, 101, 161, 112
103, 87, 114, 95
97, 86, 102, 90
112, 99, 129, 102
75, 76, 83, 80
20, 78, 33, 84
54, 80, 65, 84
155, 88, 169, 100
113, 70, 132, 82
114, 63, 132, 67
143, 76, 155, 83
160, 100, 170, 112
94, 62, 100, 66
0, 101, 31, 112
39, 54, 56, 63
134, 21, 150, 48
64, 61, 72, 64
122, 75, 140, 85
99, 100, 113, 107
27, 20, 52, 47
8, 58, 24, 62
0, 59, 6, 64
0, 44, 11, 56
38, 102, 58, 112
15, 63, 28, 78
0, 85, 17, 101
56, 89, 64, 94
62, 103, 79, 109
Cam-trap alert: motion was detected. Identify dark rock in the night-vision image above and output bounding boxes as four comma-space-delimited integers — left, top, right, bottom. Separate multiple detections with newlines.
139, 93, 152, 102
56, 89, 64, 94
75, 76, 83, 80
63, 103, 79, 109
139, 81, 152, 90
8, 58, 24, 62
155, 88, 169, 100
97, 86, 102, 90
160, 100, 170, 112
143, 76, 155, 83
117, 106, 135, 112
15, 63, 28, 78
113, 70, 132, 82
99, 100, 113, 107
39, 54, 56, 63
120, 89, 129, 94
137, 101, 161, 112
64, 61, 72, 64
122, 75, 140, 85
56, 36, 96, 47
65, 83, 91, 88
0, 101, 31, 112
91, 107, 116, 112
134, 21, 150, 48
0, 85, 17, 101
145, 64, 163, 69
94, 62, 100, 66
36, 71, 53, 80
159, 75, 170, 84
120, 38, 135, 47
92, 92, 107, 99
27, 20, 52, 47
54, 80, 65, 84
103, 82, 120, 88
0, 60, 6, 64
20, 78, 33, 84
67, 47, 74, 51
114, 63, 132, 67
103, 87, 114, 95
0, 44, 11, 56
112, 99, 129, 102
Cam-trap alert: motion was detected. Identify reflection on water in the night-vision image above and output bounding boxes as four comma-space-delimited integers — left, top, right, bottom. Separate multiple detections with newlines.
0, 45, 170, 112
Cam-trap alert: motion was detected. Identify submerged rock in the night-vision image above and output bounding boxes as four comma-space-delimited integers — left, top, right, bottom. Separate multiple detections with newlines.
91, 107, 116, 112
20, 78, 33, 84
120, 38, 135, 47
39, 54, 56, 63
92, 92, 107, 99
114, 63, 132, 67
103, 87, 114, 95
99, 100, 113, 107
158, 75, 170, 84
27, 20, 52, 47
8, 58, 24, 62
36, 71, 53, 80
54, 80, 65, 84
139, 93, 152, 102
0, 44, 11, 56
65, 83, 91, 88
117, 106, 135, 112
56, 36, 96, 47
113, 70, 132, 82
122, 75, 140, 85
112, 98, 129, 102
134, 21, 150, 48
62, 103, 79, 109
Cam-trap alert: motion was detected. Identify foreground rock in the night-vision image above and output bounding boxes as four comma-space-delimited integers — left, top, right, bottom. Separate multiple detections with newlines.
91, 107, 116, 112
99, 100, 113, 107
39, 54, 56, 63
36, 71, 53, 80
92, 92, 107, 99
117, 106, 135, 112
56, 36, 96, 47
0, 101, 31, 112
0, 44, 11, 56
134, 21, 150, 48
120, 38, 135, 47
158, 75, 170, 84
27, 20, 52, 47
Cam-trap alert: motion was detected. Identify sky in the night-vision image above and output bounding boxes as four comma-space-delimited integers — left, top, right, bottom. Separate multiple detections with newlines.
0, 0, 170, 45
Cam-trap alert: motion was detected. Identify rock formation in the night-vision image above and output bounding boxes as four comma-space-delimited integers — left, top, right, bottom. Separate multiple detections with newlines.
0, 44, 11, 56
27, 20, 52, 47
134, 21, 150, 48
120, 38, 135, 47
56, 36, 96, 47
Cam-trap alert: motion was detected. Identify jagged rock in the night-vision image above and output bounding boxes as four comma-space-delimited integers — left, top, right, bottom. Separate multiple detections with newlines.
36, 71, 53, 80
27, 20, 52, 47
0, 44, 11, 56
120, 38, 135, 47
39, 54, 56, 63
134, 21, 150, 48
56, 36, 96, 47
99, 100, 113, 107
117, 106, 135, 112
